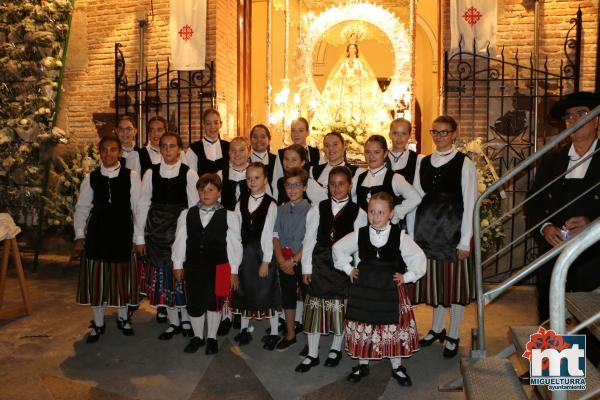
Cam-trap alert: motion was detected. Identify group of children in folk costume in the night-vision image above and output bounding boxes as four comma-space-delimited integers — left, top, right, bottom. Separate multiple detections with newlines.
74, 110, 477, 387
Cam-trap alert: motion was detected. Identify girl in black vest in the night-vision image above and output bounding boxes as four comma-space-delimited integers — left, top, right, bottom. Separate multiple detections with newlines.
220, 136, 250, 211
352, 135, 421, 226
250, 124, 277, 192
136, 132, 200, 340
272, 144, 308, 204
411, 115, 477, 358
172, 173, 243, 355
137, 115, 166, 178
272, 117, 322, 185
296, 166, 367, 373
333, 192, 426, 386
185, 109, 230, 176
386, 118, 422, 185
306, 131, 358, 204
116, 115, 141, 175
74, 135, 142, 343
231, 162, 279, 346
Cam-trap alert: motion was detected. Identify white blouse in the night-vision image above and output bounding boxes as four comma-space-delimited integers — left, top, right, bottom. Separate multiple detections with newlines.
305, 162, 350, 204
233, 193, 278, 271
73, 162, 142, 241
351, 166, 421, 223
121, 146, 141, 176
144, 143, 162, 165
135, 160, 200, 245
332, 224, 427, 284
301, 198, 368, 274
171, 206, 243, 271
410, 147, 477, 251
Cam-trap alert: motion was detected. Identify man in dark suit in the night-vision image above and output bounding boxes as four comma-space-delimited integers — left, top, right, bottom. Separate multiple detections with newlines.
526, 91, 599, 365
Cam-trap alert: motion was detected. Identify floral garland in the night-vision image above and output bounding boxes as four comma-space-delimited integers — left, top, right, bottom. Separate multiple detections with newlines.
458, 138, 505, 256
0, 0, 72, 223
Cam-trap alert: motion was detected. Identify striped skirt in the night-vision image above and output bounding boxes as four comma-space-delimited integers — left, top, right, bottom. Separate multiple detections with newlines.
303, 295, 345, 335
76, 255, 140, 307
344, 285, 419, 359
234, 308, 279, 320
411, 257, 475, 307
145, 265, 186, 307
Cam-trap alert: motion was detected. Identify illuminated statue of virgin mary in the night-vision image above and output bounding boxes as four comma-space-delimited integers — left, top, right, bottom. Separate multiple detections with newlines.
310, 33, 391, 139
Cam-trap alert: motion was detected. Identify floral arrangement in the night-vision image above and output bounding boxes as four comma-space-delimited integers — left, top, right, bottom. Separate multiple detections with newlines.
44, 145, 99, 233
459, 138, 505, 256
309, 120, 367, 163
0, 0, 73, 223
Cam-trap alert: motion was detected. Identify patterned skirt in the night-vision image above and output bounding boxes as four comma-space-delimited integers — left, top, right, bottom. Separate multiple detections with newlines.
411, 257, 475, 307
303, 295, 345, 335
345, 285, 419, 359
144, 265, 186, 307
76, 254, 140, 307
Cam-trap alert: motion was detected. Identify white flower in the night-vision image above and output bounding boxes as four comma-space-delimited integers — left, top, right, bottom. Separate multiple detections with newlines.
2, 156, 15, 168
55, 60, 63, 68
347, 125, 355, 133
478, 182, 487, 193
42, 57, 54, 67
19, 119, 29, 126
481, 219, 490, 227
465, 138, 483, 155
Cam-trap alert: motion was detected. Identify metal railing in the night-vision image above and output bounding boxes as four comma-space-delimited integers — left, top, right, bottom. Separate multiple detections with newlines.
549, 219, 600, 400
472, 104, 600, 358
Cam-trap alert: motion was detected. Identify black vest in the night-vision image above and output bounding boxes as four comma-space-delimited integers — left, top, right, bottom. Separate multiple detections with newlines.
184, 206, 228, 267
419, 152, 465, 195
386, 150, 418, 184
150, 163, 189, 205
279, 146, 320, 173
221, 167, 249, 211
355, 169, 401, 211
136, 147, 155, 177
189, 139, 230, 176
357, 225, 407, 273
316, 200, 360, 245
240, 193, 274, 245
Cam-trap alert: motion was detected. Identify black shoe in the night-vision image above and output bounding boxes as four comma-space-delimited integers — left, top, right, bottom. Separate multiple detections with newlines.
324, 349, 342, 367
232, 314, 241, 330
262, 335, 281, 351
156, 307, 168, 324
347, 364, 370, 383
518, 371, 530, 384
184, 336, 205, 353
116, 317, 135, 336
127, 304, 139, 319
234, 328, 252, 346
299, 344, 309, 357
217, 318, 232, 336
391, 366, 412, 386
85, 321, 105, 344
443, 336, 460, 358
205, 338, 219, 354
419, 328, 446, 347
181, 321, 194, 337
276, 337, 297, 351
295, 356, 320, 373
158, 324, 182, 340
294, 322, 304, 335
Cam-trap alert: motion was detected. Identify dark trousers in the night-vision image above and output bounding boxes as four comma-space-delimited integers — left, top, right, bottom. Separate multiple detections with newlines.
277, 262, 307, 310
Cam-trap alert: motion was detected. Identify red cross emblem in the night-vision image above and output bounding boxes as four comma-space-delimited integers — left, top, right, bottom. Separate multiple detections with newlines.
178, 24, 194, 41
463, 5, 482, 27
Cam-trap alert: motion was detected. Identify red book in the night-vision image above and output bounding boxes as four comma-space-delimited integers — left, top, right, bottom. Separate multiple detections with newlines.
281, 247, 294, 260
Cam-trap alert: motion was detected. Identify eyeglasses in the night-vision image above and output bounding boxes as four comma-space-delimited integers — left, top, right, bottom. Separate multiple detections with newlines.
284, 182, 305, 190
429, 129, 454, 137
562, 110, 589, 122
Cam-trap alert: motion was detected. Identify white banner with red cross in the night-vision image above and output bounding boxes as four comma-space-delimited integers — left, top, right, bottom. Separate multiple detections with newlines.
450, 0, 497, 53
169, 0, 207, 71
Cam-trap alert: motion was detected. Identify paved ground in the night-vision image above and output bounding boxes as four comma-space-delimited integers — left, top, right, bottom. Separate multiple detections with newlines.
0, 253, 541, 400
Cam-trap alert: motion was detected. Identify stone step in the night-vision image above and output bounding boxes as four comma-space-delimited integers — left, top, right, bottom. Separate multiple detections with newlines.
510, 326, 600, 400
566, 292, 600, 341
460, 357, 527, 400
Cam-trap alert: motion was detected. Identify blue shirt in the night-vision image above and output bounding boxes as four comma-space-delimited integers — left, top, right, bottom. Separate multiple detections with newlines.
273, 199, 310, 253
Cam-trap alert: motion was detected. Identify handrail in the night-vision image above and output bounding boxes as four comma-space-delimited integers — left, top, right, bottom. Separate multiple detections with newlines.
472, 104, 600, 357
549, 219, 600, 400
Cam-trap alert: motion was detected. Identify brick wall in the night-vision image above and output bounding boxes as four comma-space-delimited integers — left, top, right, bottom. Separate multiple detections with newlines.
58, 0, 237, 145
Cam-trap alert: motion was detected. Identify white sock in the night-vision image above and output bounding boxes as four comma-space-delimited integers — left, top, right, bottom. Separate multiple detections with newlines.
423, 306, 447, 340
241, 316, 250, 331
302, 333, 321, 364
295, 301, 303, 323
447, 304, 465, 350
390, 357, 402, 369
180, 307, 190, 322
91, 306, 105, 329
117, 306, 131, 328
207, 311, 220, 339
329, 334, 344, 357
354, 358, 369, 373
269, 312, 279, 335
190, 315, 206, 339
222, 309, 232, 321
166, 307, 180, 332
